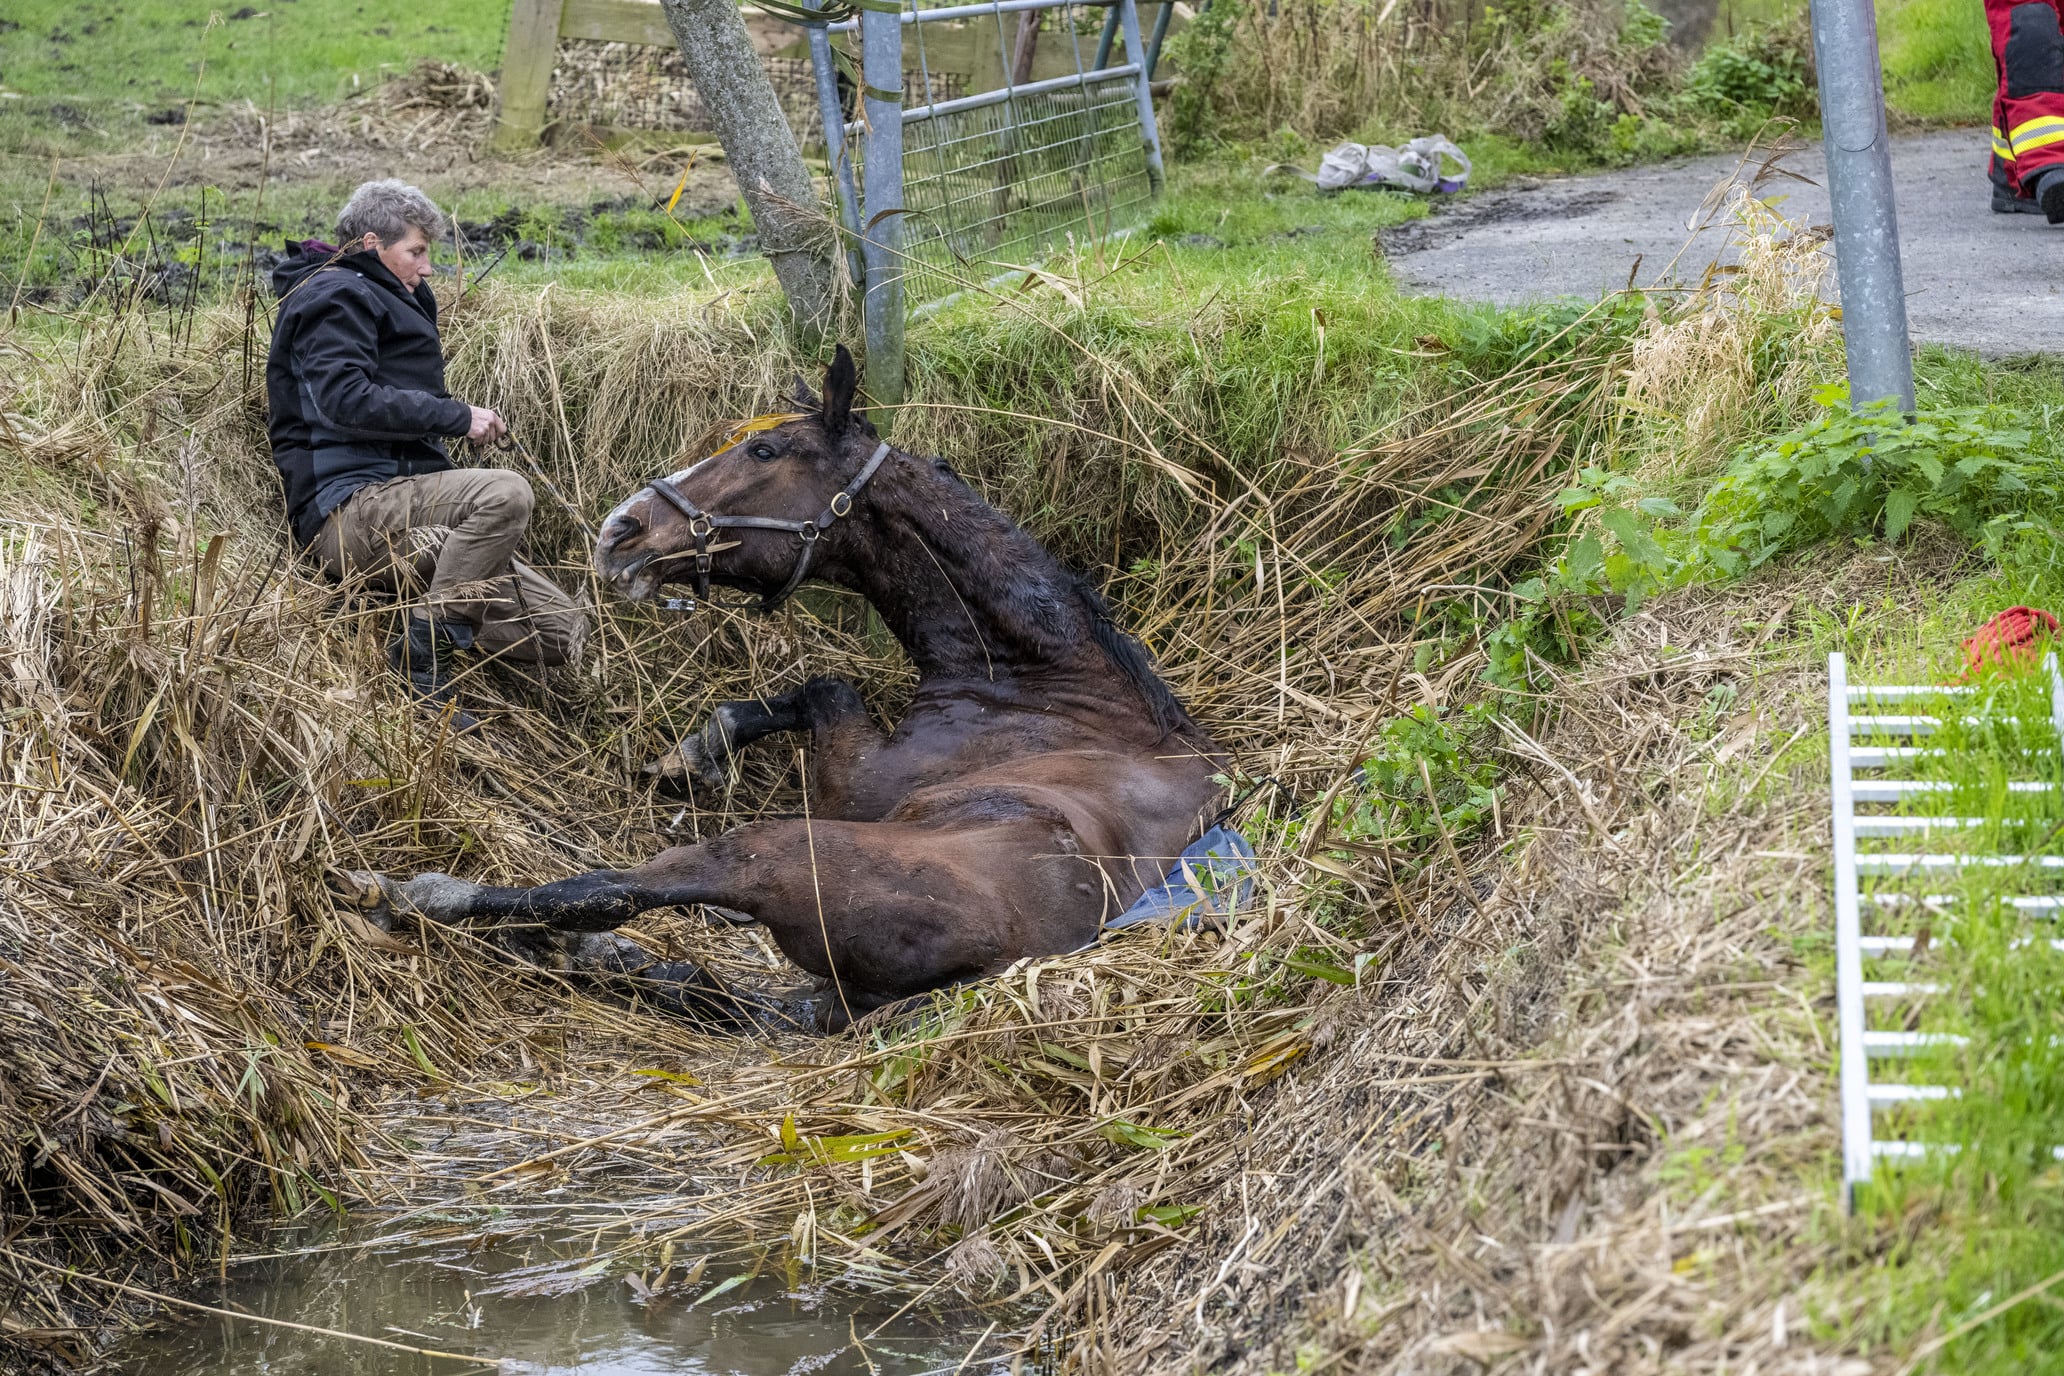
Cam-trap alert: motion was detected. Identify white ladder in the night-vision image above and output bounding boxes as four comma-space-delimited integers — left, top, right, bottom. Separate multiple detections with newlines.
1829, 651, 2064, 1208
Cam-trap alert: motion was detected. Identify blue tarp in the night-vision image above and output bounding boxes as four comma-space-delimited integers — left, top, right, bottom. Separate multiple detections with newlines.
1105, 825, 1259, 933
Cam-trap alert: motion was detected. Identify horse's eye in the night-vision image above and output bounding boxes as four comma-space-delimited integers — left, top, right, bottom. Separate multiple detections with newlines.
750, 443, 778, 462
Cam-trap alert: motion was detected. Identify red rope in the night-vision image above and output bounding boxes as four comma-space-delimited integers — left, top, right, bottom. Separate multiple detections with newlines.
1958, 606, 2058, 679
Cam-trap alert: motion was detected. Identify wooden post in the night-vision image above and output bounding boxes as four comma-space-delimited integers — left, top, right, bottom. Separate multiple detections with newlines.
492, 0, 564, 150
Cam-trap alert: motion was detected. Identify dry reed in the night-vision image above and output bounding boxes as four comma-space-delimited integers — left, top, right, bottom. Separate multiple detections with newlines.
1622, 162, 1840, 484
1172, 0, 1678, 150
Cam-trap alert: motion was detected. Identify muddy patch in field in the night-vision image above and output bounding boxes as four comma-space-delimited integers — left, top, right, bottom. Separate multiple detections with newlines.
107, 1213, 997, 1376
1376, 184, 1628, 257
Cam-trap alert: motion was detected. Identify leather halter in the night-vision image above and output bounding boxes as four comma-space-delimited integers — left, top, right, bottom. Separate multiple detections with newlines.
640, 439, 892, 613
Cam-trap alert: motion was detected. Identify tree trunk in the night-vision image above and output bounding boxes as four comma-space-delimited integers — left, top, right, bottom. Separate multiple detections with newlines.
657, 0, 837, 338
1010, 9, 1041, 84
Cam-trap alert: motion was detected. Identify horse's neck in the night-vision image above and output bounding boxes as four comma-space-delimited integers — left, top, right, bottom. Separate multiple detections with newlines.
835, 461, 1096, 687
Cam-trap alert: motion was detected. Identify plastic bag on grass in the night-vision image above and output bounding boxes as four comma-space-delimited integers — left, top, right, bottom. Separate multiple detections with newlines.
1271, 135, 1472, 194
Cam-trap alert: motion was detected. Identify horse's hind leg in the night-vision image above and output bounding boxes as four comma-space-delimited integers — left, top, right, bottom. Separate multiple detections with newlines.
345, 811, 1101, 1022
348, 861, 712, 934
559, 933, 803, 1029
647, 676, 877, 793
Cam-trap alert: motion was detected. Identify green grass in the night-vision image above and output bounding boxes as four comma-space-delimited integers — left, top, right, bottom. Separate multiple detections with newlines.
0, 0, 509, 118
1880, 0, 1997, 125
1662, 0, 1993, 127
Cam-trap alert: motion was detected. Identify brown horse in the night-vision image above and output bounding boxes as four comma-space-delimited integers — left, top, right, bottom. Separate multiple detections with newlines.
352, 347, 1224, 1028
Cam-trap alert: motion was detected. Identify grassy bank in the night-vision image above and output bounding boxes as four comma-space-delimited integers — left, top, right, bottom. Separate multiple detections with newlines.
1881, 0, 1997, 125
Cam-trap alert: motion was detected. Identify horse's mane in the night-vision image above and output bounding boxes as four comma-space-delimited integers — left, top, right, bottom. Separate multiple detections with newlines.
917, 452, 1193, 742
1073, 575, 1195, 742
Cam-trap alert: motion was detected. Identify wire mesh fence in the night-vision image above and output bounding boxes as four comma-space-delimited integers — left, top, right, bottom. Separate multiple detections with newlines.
856, 61, 1152, 302
835, 1, 1158, 307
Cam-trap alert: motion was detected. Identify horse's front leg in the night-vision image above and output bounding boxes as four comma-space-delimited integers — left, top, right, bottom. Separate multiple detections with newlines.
646, 676, 882, 799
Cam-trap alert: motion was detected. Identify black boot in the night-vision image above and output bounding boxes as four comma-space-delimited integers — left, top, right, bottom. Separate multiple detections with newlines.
2035, 167, 2064, 224
387, 615, 482, 734
1993, 187, 2045, 214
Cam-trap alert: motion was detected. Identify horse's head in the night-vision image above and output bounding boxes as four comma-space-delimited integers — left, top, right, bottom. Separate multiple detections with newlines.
596, 345, 886, 608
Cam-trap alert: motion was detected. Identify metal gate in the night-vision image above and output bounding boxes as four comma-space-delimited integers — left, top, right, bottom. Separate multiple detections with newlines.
803, 0, 1168, 406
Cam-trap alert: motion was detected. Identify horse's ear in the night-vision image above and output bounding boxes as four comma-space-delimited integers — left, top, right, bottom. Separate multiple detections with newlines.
822, 344, 858, 438
793, 372, 820, 410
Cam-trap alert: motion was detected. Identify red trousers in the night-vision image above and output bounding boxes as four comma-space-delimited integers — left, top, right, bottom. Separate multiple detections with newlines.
1989, 0, 2064, 197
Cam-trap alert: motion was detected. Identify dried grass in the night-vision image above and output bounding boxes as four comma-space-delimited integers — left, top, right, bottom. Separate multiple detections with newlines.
1098, 542, 1972, 1376
1177, 0, 1678, 150
1622, 167, 1841, 485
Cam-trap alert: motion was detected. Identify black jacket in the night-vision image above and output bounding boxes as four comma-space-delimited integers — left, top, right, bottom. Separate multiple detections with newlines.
266, 246, 473, 544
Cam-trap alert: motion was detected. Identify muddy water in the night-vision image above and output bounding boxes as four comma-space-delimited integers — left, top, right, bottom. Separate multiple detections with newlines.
110, 1217, 985, 1376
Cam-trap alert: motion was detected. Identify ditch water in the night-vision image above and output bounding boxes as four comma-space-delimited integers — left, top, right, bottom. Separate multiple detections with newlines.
108, 1216, 987, 1376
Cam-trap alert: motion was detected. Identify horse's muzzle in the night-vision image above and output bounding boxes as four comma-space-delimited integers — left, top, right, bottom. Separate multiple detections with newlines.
594, 539, 666, 603
594, 509, 663, 602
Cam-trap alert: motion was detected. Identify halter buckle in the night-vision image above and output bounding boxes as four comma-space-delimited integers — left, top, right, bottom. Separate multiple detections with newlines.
829, 491, 853, 518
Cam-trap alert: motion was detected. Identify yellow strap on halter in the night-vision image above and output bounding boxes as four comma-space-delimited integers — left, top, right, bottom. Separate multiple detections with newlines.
716, 412, 809, 453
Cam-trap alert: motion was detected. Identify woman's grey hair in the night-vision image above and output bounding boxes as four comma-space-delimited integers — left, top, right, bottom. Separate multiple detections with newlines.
336, 179, 448, 247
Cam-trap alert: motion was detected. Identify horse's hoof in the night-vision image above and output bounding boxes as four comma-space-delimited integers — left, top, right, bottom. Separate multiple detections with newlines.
644, 733, 730, 794
397, 872, 486, 927
333, 869, 400, 926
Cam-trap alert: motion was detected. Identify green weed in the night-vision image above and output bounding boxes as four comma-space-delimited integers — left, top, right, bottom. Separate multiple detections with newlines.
1696, 386, 2049, 572
1162, 0, 1243, 158
1256, 703, 1500, 870
1681, 19, 1817, 135
1538, 386, 2053, 615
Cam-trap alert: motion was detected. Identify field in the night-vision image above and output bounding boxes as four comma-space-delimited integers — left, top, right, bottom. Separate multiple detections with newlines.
0, 0, 511, 124
1880, 0, 2000, 123
5, 1, 2064, 1374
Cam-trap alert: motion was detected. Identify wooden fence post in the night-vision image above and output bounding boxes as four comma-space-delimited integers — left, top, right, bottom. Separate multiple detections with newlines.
492, 0, 564, 150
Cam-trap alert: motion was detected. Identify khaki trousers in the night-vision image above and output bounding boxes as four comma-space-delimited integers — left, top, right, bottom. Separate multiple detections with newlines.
314, 468, 588, 667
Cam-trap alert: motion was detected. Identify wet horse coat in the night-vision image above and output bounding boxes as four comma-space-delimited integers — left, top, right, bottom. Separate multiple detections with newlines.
361, 348, 1224, 1026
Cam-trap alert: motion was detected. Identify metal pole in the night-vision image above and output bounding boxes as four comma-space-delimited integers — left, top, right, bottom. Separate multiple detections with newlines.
806, 6, 865, 289
1144, 0, 1173, 79
1093, 4, 1121, 68
861, 0, 906, 411
1808, 0, 1914, 414
1116, 0, 1164, 190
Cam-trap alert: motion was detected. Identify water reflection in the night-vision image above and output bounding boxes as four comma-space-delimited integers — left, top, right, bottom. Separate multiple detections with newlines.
111, 1218, 984, 1375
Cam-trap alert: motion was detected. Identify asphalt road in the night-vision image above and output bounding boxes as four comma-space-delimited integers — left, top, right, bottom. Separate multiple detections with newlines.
1383, 129, 2063, 357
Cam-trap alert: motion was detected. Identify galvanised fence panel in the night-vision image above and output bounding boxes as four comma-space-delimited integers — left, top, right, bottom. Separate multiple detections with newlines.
809, 0, 1165, 404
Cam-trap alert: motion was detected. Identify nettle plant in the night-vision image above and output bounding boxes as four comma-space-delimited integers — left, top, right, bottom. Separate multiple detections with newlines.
1484, 386, 2052, 690
1701, 385, 2043, 564
1590, 385, 2042, 590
